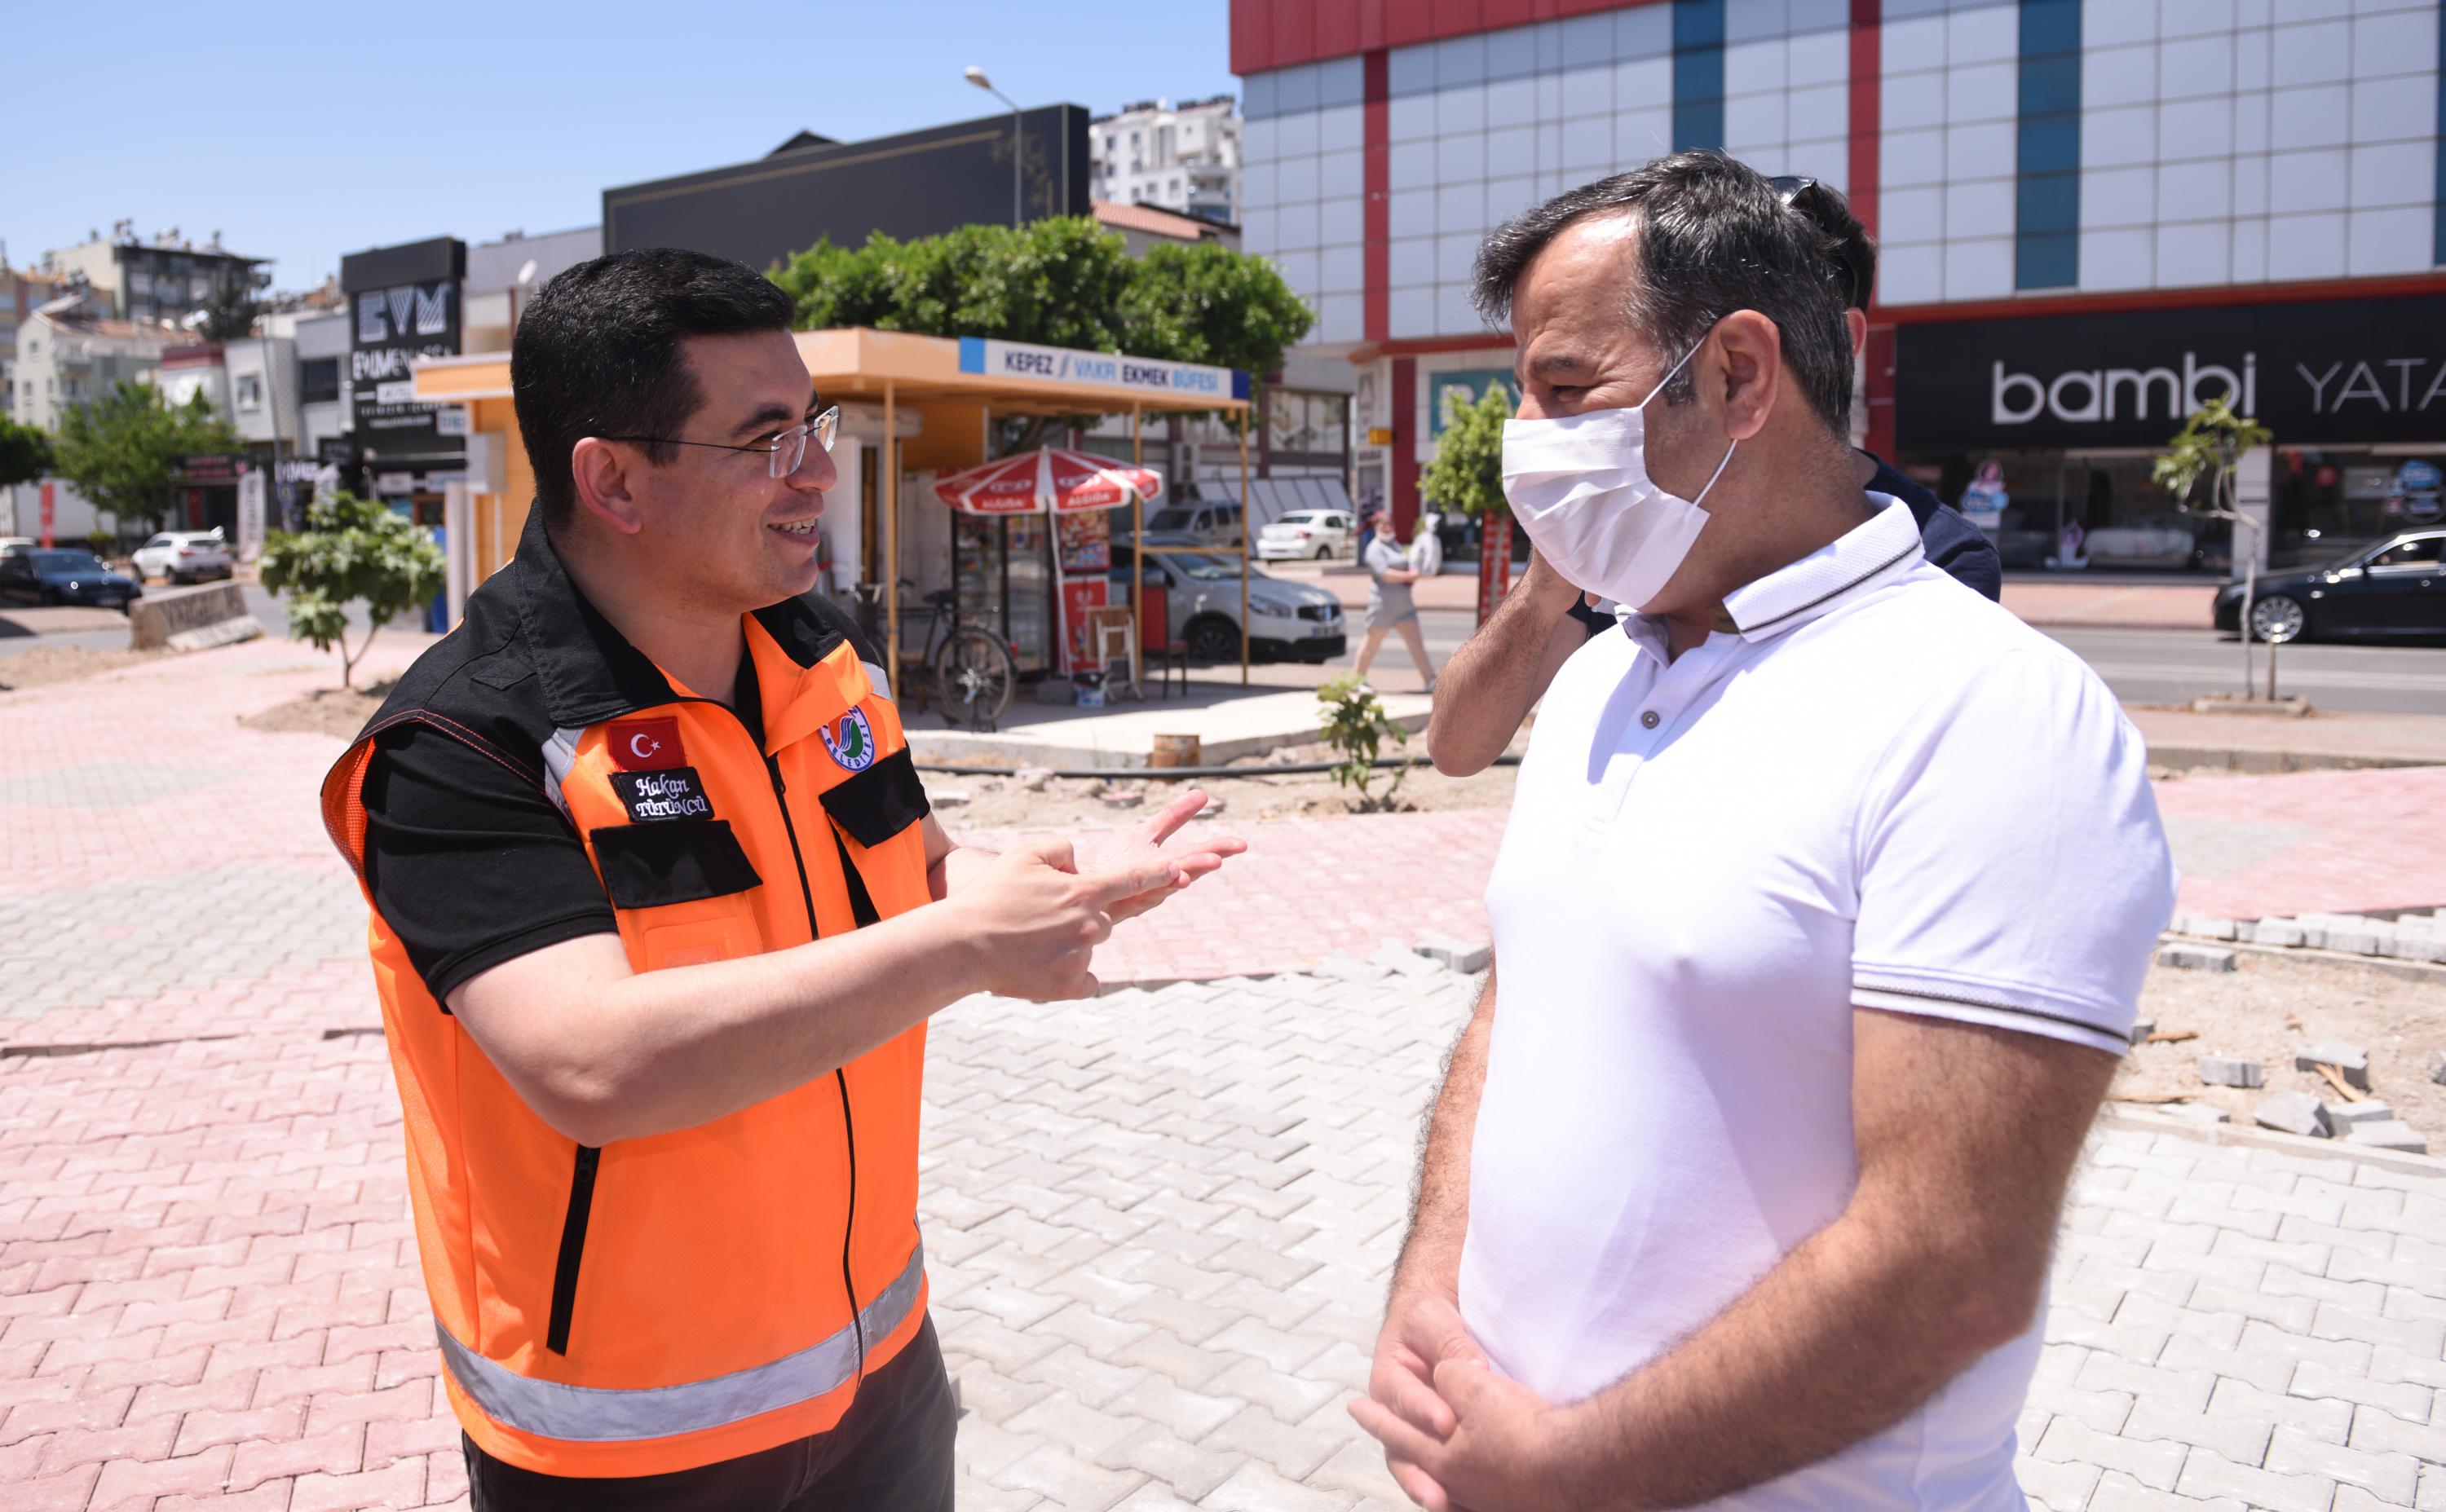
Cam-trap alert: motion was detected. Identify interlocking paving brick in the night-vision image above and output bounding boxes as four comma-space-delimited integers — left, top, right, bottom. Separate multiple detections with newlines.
10, 642, 2446, 1511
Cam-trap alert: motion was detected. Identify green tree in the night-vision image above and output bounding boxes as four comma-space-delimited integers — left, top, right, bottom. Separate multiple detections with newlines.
1419, 383, 1516, 623
1418, 381, 1510, 522
51, 381, 239, 539
258, 491, 444, 689
771, 218, 1312, 454
2152, 398, 2277, 699
0, 416, 53, 489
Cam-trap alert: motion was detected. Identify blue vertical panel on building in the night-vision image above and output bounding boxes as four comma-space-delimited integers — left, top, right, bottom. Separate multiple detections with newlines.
2016, 0, 2082, 289
1673, 0, 1726, 153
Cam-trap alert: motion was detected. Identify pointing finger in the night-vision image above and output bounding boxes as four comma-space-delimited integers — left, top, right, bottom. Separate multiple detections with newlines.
1137, 788, 1210, 846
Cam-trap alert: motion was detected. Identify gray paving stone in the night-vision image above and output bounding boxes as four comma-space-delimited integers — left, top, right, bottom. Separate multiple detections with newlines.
2176, 1448, 2337, 1512
2035, 1417, 2187, 1488
912, 969, 2446, 1510
2197, 1056, 2264, 1088
2263, 1424, 2422, 1505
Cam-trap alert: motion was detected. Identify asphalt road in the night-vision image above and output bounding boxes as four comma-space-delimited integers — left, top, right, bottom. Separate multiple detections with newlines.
1401, 609, 2446, 717
11, 585, 2444, 716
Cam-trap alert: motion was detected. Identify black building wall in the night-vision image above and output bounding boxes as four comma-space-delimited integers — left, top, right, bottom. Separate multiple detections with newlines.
603, 107, 1092, 271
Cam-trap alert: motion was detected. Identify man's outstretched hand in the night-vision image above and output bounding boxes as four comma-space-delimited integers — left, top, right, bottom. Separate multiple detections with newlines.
1072, 787, 1247, 923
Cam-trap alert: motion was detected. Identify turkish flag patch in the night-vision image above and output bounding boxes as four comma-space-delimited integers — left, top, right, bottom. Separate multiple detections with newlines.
607, 716, 686, 771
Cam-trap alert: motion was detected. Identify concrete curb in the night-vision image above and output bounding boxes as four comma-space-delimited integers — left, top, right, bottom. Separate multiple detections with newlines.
2100, 1103, 2446, 1178
2148, 745, 2446, 774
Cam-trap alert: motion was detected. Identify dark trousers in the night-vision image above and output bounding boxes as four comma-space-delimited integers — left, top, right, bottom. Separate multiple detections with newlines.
464, 1315, 956, 1512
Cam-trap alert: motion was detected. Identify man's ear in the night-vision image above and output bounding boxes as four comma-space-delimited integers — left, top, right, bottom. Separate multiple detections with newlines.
1712, 310, 1782, 444
570, 438, 645, 537
1845, 308, 1869, 359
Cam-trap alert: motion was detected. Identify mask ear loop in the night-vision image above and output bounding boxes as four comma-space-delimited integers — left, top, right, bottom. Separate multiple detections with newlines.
1690, 437, 1738, 509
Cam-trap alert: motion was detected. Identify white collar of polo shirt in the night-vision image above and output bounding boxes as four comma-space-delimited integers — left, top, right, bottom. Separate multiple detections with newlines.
1606, 493, 1927, 663
1720, 492, 1927, 642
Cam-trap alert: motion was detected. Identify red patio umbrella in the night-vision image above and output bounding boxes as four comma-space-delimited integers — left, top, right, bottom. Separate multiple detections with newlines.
929, 448, 1167, 677
930, 447, 1164, 514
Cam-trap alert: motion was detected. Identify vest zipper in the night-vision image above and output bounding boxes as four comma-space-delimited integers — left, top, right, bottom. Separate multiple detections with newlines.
545, 1144, 599, 1356
754, 743, 868, 1378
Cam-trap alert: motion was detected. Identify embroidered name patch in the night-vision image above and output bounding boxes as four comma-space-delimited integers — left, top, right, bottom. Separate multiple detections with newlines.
609, 766, 717, 823
821, 707, 876, 772
607, 716, 686, 771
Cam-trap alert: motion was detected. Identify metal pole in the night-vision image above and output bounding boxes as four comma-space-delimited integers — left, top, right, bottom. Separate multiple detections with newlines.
885, 382, 899, 696
1011, 106, 1022, 227
1238, 416, 1251, 687
1131, 403, 1143, 692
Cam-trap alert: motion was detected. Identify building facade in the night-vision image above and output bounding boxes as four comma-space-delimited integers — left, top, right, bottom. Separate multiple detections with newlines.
1233, 0, 2446, 570
42, 225, 266, 329
1093, 96, 1246, 223
9, 300, 185, 433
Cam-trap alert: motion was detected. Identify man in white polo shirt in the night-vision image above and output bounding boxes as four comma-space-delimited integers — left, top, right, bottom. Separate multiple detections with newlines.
1349, 152, 2176, 1511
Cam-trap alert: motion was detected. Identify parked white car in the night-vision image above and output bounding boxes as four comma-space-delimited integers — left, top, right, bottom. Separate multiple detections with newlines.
1254, 509, 1358, 561
132, 531, 233, 584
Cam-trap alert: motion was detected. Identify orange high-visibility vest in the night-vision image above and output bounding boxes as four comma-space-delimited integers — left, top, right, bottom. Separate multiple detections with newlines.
320, 515, 935, 1478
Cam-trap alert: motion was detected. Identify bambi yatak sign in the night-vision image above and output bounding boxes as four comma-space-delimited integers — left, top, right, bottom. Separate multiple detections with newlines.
1896, 294, 2446, 450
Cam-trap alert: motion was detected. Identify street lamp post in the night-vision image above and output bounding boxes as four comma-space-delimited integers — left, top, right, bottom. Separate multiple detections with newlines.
964, 66, 1023, 228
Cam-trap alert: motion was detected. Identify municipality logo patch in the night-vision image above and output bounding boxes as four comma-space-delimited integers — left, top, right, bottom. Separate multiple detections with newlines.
822, 707, 876, 772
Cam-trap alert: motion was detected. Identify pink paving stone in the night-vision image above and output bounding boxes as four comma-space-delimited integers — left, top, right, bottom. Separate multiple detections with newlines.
157, 1482, 295, 1512
226, 1422, 368, 1492
287, 1454, 428, 1512
8, 1466, 103, 1512
86, 1445, 236, 1508
301, 1378, 434, 1436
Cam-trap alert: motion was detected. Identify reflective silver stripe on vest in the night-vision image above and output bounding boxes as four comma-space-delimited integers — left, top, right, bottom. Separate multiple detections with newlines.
434, 1241, 925, 1444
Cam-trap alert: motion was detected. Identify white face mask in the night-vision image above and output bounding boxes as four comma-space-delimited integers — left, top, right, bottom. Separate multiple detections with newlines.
1499, 337, 1736, 612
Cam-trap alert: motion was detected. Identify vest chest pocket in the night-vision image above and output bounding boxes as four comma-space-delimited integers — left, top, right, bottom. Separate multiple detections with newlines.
589, 821, 764, 969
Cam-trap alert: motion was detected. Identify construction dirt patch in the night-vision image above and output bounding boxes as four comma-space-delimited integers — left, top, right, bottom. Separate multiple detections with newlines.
241, 681, 395, 738
925, 738, 1524, 827
2117, 950, 2446, 1141
0, 646, 172, 690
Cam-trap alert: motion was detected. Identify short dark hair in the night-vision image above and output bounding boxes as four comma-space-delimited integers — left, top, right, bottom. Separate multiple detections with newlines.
1470, 152, 1857, 437
511, 248, 795, 525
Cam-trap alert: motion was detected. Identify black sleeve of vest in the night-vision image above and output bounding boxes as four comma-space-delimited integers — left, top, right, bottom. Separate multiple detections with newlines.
360, 721, 619, 1004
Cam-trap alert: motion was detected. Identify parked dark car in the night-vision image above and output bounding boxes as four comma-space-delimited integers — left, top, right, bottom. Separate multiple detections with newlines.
0, 548, 143, 611
2214, 527, 2443, 641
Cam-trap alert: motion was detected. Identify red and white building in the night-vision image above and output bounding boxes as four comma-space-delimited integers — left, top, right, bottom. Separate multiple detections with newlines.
1233, 0, 2446, 571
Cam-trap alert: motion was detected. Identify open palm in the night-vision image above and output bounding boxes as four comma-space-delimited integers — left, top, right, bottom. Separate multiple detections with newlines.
1072, 789, 1247, 923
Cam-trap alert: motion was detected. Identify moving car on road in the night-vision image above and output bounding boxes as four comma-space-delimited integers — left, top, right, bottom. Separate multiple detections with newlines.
1255, 509, 1358, 561
1110, 536, 1346, 663
0, 549, 143, 611
132, 530, 232, 585
2217, 528, 2444, 641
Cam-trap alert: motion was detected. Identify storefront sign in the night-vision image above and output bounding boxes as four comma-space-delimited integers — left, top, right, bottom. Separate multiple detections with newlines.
341, 238, 466, 456
1896, 294, 2446, 450
956, 337, 1250, 403
182, 454, 248, 484
1427, 369, 1519, 438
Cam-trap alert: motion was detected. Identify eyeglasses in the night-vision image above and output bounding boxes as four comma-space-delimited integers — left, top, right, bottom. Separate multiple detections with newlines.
604, 405, 841, 479
1769, 175, 1871, 311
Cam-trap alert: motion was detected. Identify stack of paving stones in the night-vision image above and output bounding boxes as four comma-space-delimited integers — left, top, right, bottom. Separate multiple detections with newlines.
2188, 1043, 2432, 1155
2173, 910, 2446, 966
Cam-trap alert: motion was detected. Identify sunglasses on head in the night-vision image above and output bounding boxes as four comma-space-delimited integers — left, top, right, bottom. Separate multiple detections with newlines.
1769, 174, 1870, 311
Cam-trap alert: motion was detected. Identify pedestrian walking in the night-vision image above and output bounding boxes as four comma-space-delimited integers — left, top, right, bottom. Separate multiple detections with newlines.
1424, 170, 2002, 777
1352, 509, 1439, 692
318, 249, 1241, 1510
1351, 152, 2175, 1511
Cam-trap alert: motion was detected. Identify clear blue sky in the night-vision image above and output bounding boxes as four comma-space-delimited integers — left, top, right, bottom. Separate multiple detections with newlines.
4, 0, 1235, 293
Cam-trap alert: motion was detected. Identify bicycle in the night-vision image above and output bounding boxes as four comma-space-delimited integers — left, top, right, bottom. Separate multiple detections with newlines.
885, 581, 1017, 732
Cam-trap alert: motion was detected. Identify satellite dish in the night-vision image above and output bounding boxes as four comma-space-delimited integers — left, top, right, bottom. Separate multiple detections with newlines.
517, 258, 538, 287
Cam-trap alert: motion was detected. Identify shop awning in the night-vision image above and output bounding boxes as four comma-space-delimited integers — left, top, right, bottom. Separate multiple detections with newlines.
932, 447, 1163, 515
